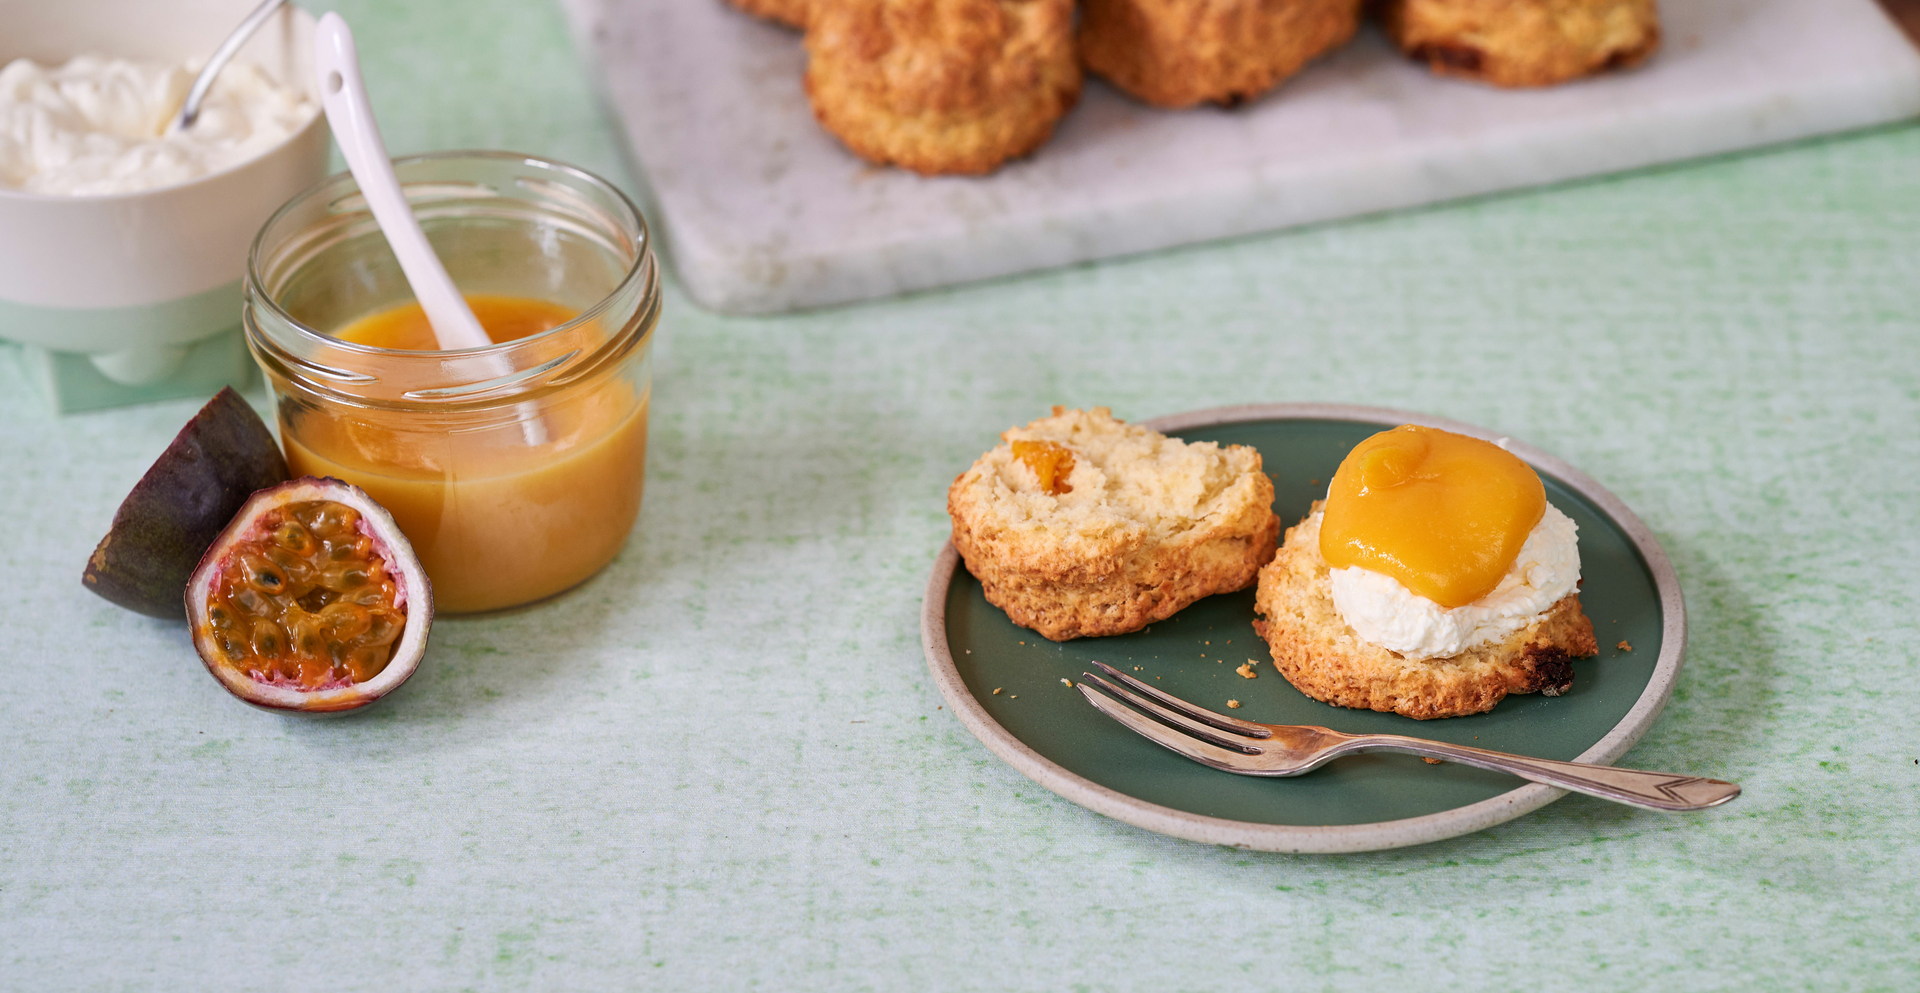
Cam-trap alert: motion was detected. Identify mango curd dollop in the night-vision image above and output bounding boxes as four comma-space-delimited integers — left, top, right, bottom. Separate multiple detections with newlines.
1319, 425, 1546, 609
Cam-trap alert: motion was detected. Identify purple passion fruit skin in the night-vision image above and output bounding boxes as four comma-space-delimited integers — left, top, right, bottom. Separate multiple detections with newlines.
83, 387, 290, 619
186, 477, 433, 715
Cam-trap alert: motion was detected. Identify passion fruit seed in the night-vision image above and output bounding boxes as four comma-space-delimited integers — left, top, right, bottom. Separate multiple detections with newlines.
206, 499, 406, 691
272, 521, 315, 555
303, 501, 357, 538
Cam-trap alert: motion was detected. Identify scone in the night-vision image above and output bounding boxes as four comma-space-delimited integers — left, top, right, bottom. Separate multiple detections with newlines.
722, 0, 810, 29
1378, 0, 1660, 88
1254, 504, 1598, 719
948, 407, 1281, 641
1079, 0, 1364, 108
803, 0, 1081, 175
1254, 425, 1598, 719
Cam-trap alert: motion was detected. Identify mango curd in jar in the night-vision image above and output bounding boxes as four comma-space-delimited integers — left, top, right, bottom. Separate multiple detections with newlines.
281, 295, 647, 613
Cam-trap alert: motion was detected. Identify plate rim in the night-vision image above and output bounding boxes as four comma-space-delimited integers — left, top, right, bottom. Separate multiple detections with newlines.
920, 402, 1688, 853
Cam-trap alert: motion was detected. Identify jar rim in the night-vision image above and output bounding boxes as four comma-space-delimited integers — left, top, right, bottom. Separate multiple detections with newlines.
245, 149, 654, 360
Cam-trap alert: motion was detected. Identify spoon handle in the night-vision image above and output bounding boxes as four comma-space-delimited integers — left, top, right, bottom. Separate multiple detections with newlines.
175, 0, 288, 131
1356, 735, 1742, 812
312, 13, 491, 351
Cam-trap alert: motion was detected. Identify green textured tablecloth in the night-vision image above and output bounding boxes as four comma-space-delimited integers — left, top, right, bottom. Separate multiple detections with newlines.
4, 1, 1917, 989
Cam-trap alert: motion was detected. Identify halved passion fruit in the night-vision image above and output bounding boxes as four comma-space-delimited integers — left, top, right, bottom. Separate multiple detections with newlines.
186, 477, 432, 714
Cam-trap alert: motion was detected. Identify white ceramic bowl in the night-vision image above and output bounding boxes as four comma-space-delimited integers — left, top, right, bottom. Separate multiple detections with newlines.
0, 0, 328, 386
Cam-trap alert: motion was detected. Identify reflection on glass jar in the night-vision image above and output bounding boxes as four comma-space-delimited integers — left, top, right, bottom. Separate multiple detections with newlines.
246, 152, 659, 613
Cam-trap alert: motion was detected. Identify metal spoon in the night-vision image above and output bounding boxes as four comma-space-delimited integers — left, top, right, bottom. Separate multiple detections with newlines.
173, 0, 289, 132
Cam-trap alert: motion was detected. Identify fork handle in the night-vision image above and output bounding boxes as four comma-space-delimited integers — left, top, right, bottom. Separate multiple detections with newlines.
1349, 735, 1741, 812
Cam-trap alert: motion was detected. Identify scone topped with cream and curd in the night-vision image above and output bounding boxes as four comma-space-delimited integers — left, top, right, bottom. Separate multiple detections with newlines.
948, 407, 1280, 641
1254, 424, 1598, 719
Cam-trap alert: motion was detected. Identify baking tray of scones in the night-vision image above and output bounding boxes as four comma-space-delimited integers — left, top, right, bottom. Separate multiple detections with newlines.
922, 404, 1689, 852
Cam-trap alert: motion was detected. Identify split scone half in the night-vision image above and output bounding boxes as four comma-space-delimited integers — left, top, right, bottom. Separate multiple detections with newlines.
948, 407, 1281, 641
1079, 0, 1365, 108
1254, 502, 1599, 720
804, 0, 1081, 175
1378, 0, 1660, 88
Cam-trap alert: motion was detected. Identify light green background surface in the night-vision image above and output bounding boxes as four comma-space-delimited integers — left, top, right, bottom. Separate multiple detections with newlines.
3, 1, 1917, 989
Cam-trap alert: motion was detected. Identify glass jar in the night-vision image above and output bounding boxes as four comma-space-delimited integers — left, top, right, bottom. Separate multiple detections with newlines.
246, 151, 659, 613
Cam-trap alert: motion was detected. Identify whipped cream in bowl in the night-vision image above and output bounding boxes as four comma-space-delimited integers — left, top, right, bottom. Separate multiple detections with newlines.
1308, 503, 1583, 660
0, 54, 316, 197
0, 0, 329, 395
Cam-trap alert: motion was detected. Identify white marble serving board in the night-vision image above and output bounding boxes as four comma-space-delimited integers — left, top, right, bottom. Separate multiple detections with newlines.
560, 0, 1920, 314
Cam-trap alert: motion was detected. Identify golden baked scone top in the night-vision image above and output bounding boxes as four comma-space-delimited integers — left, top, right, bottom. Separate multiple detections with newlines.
803, 0, 1080, 175
1379, 0, 1660, 88
721, 0, 810, 29
1078, 0, 1364, 108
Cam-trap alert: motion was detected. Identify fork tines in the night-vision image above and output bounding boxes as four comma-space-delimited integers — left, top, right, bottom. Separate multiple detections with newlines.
1075, 660, 1277, 770
1082, 660, 1271, 738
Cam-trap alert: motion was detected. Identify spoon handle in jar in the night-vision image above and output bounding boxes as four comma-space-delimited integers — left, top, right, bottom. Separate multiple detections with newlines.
311, 14, 548, 446
311, 13, 490, 353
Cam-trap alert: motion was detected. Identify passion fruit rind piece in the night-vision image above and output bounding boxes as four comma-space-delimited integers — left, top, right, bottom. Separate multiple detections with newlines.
186, 477, 433, 715
84, 388, 291, 619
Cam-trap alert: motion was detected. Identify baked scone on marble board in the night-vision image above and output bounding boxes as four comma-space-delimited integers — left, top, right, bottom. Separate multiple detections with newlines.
1253, 426, 1599, 719
1078, 0, 1365, 108
804, 0, 1081, 175
722, 0, 811, 29
1377, 0, 1661, 88
948, 407, 1281, 641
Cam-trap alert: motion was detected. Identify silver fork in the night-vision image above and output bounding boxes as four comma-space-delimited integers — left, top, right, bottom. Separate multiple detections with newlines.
1076, 661, 1740, 812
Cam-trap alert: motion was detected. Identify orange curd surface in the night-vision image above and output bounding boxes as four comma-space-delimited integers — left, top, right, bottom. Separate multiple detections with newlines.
1319, 425, 1545, 609
282, 295, 647, 613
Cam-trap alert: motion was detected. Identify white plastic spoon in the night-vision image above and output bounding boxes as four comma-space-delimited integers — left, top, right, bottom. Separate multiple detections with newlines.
312, 12, 490, 350
312, 13, 546, 444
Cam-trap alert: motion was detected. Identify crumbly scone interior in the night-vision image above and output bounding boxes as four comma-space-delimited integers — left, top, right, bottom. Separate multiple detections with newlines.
977, 407, 1265, 558
947, 406, 1278, 641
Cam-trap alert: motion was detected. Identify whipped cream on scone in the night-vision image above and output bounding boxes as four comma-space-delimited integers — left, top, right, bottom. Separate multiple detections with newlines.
1305, 504, 1581, 661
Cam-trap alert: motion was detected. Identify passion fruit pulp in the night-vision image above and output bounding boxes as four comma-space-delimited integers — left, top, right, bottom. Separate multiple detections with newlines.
83, 387, 290, 619
186, 477, 432, 714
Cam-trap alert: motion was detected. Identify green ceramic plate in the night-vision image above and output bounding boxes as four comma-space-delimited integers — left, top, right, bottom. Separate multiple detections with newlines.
922, 404, 1686, 852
